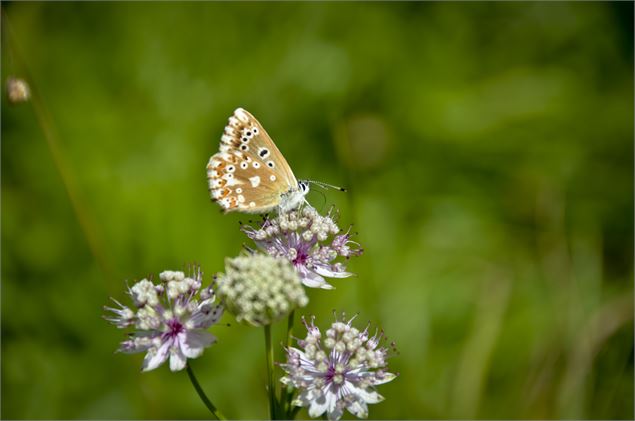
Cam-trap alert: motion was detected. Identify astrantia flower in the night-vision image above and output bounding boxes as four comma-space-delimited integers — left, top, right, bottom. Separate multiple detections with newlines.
280, 314, 397, 420
217, 254, 308, 327
104, 266, 223, 372
241, 206, 363, 290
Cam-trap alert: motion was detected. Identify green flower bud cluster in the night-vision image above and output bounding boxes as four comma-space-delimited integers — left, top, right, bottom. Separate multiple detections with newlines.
217, 254, 308, 327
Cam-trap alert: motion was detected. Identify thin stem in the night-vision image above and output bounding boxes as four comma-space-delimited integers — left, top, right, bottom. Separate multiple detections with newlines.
283, 310, 295, 417
291, 405, 302, 419
286, 310, 295, 349
186, 363, 227, 420
264, 324, 277, 419
1, 8, 114, 281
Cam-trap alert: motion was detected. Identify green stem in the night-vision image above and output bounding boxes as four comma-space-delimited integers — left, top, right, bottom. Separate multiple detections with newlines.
1, 8, 114, 282
286, 310, 295, 350
283, 310, 295, 417
264, 325, 277, 419
186, 363, 227, 420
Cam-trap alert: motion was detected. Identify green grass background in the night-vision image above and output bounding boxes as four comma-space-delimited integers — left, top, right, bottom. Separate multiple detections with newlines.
2, 2, 633, 419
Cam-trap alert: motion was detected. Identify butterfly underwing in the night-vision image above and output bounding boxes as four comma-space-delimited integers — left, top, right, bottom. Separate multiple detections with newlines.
206, 108, 309, 214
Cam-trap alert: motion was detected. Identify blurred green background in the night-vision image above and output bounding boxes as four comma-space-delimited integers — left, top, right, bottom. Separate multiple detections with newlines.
2, 2, 633, 419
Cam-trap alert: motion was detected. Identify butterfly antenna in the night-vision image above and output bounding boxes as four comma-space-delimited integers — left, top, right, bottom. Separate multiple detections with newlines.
305, 180, 347, 192
311, 188, 327, 212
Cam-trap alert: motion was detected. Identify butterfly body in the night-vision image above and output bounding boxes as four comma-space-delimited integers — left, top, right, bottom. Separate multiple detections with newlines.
279, 180, 310, 213
207, 108, 309, 214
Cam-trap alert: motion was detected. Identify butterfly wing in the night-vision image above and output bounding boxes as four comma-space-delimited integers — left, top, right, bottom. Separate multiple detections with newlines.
207, 108, 299, 213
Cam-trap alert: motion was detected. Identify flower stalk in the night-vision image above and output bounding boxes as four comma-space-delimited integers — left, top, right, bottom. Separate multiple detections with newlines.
283, 310, 296, 416
186, 363, 227, 420
264, 325, 278, 419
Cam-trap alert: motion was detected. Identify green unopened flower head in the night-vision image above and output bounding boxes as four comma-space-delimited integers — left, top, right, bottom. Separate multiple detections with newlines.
217, 254, 308, 326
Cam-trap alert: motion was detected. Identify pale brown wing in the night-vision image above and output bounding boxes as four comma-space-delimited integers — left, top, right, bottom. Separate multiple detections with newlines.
207, 108, 299, 213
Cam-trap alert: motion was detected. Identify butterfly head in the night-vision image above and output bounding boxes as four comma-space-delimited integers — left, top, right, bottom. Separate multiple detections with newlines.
298, 180, 310, 194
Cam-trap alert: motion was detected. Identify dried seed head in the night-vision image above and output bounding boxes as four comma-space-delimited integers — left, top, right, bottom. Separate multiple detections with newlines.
6, 77, 30, 103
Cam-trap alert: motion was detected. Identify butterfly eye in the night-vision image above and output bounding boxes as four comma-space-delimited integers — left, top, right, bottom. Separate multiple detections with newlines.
252, 162, 261, 169
267, 161, 275, 168
241, 137, 249, 143
240, 162, 249, 169
252, 127, 259, 134
241, 145, 249, 151
227, 165, 235, 173
258, 148, 270, 159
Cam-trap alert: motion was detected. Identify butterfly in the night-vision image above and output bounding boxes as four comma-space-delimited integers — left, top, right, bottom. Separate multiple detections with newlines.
206, 108, 310, 214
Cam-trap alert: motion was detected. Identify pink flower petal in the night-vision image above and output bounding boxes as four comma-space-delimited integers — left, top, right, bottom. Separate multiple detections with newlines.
181, 330, 216, 358
169, 345, 187, 371
142, 340, 171, 372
